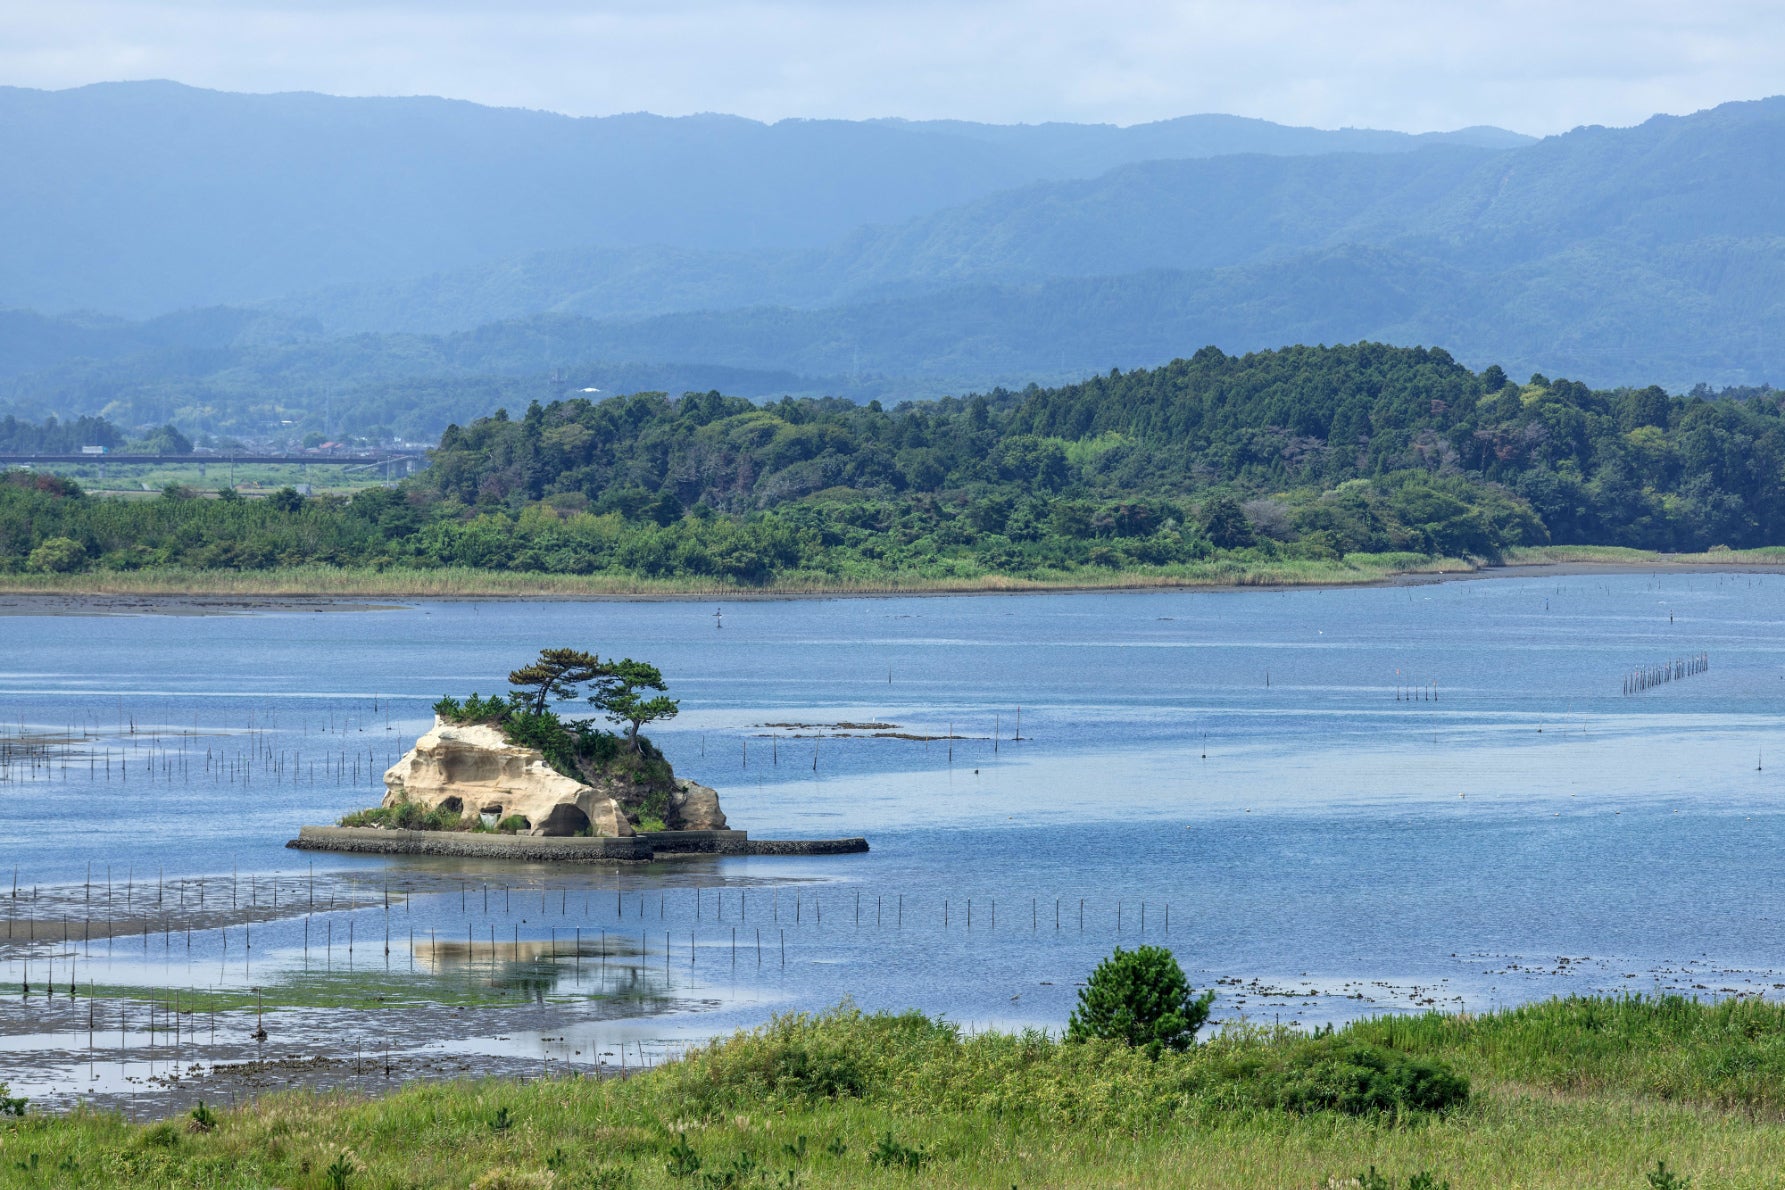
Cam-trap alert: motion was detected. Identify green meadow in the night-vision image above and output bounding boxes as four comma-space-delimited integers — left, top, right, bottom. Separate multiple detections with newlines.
6, 996, 1785, 1188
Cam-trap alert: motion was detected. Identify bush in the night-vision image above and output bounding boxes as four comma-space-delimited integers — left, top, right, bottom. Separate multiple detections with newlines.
433, 692, 514, 724
0, 1081, 25, 1116
338, 801, 478, 832
1265, 1037, 1470, 1115
658, 1006, 956, 1115
26, 536, 85, 573
1066, 945, 1214, 1057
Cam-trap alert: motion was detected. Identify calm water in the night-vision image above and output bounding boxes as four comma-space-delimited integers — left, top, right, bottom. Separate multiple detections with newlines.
3, 571, 1784, 1103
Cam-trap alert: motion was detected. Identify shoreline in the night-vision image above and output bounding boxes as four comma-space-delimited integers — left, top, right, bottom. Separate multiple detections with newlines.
0, 548, 1781, 612
286, 825, 870, 861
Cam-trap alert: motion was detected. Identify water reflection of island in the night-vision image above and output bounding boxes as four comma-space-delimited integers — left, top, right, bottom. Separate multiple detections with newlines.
414, 935, 673, 1003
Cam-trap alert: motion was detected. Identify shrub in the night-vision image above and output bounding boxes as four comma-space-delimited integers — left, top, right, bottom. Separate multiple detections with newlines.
657, 1006, 956, 1115
137, 1121, 181, 1149
186, 1100, 217, 1132
866, 1132, 927, 1171
1354, 1168, 1452, 1190
338, 802, 477, 832
1647, 1159, 1692, 1190
1266, 1038, 1469, 1115
1066, 945, 1214, 1057
433, 692, 514, 724
26, 536, 85, 573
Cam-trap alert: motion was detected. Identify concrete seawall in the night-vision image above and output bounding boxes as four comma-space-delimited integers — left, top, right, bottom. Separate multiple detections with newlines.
287, 825, 867, 862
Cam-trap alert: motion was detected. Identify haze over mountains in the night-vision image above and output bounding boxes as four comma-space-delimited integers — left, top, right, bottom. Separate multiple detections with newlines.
0, 81, 1780, 440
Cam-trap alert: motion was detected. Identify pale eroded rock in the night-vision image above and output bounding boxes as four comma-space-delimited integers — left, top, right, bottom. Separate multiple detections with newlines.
382, 719, 634, 837
667, 779, 728, 831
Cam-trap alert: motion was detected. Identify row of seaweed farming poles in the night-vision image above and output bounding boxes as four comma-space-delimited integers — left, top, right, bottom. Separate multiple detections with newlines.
0, 728, 105, 783
0, 736, 54, 783
1624, 653, 1709, 695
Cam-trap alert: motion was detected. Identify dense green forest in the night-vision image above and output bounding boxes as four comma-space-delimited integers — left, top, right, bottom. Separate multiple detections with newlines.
2, 343, 1782, 584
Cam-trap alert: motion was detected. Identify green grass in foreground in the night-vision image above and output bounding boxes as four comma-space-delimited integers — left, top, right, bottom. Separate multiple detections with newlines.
8, 995, 1785, 1188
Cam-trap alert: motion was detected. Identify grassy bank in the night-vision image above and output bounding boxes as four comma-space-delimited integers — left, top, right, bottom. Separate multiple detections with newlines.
1, 546, 1783, 600
1500, 544, 1785, 568
7, 996, 1785, 1188
0, 555, 1466, 598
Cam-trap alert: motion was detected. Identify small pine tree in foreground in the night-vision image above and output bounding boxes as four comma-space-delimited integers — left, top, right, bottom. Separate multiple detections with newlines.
1066, 944, 1215, 1057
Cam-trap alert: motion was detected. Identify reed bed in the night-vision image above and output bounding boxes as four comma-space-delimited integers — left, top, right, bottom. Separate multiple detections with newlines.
1501, 544, 1785, 567
3, 544, 1775, 603
0, 554, 1482, 600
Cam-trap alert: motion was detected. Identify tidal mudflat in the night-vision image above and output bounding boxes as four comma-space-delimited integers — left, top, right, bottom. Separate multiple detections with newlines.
3, 570, 1783, 1116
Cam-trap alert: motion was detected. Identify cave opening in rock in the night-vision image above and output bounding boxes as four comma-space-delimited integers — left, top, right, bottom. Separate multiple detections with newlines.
537, 804, 592, 836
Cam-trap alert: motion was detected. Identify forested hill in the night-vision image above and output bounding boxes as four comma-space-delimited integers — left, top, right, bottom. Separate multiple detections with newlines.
4, 344, 1780, 584
415, 343, 1781, 558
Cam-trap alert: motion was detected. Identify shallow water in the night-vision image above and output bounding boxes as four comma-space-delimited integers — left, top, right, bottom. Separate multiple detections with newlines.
2, 572, 1784, 1109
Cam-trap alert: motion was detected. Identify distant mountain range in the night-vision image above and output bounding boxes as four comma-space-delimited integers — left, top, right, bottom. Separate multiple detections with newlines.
0, 81, 1780, 440
0, 81, 1531, 317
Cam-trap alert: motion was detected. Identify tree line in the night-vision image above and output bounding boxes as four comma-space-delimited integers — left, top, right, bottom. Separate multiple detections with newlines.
3, 343, 1783, 582
0, 414, 191, 455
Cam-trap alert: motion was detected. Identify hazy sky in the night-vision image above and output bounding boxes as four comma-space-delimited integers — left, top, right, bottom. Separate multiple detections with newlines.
4, 0, 1782, 133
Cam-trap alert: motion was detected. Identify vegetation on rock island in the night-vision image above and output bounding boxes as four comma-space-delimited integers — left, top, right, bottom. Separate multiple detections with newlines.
341, 647, 680, 832
10, 985, 1785, 1187
5, 343, 1785, 593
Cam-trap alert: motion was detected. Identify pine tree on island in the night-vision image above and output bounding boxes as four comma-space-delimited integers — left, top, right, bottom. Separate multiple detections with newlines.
589, 659, 679, 751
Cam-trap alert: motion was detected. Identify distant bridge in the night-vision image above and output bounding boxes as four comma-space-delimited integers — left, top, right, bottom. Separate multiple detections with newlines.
0, 452, 422, 465
0, 451, 427, 477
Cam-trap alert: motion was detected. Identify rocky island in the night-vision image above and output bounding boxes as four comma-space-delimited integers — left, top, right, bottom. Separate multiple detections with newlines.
379, 718, 727, 838
290, 647, 865, 861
